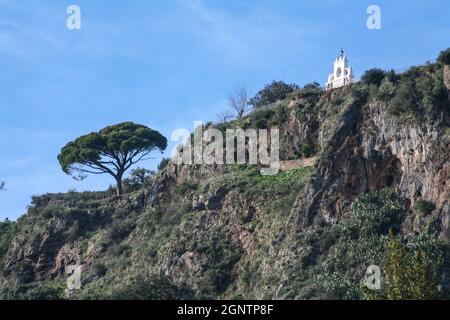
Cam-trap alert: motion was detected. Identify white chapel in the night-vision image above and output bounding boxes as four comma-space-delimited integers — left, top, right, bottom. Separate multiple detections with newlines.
325, 49, 354, 90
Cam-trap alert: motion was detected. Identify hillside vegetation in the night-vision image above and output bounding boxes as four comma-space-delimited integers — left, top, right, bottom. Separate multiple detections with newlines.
0, 50, 449, 300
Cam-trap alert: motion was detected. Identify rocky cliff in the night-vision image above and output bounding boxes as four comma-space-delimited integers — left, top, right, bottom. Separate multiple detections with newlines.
0, 59, 449, 300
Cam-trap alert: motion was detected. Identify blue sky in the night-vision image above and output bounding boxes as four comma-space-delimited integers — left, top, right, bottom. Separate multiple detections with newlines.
0, 0, 449, 220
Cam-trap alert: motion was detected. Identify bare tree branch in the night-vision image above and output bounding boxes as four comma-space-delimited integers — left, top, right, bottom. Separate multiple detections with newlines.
228, 85, 250, 119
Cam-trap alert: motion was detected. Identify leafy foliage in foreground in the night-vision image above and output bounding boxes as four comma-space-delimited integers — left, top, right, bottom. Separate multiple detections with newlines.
313, 189, 448, 300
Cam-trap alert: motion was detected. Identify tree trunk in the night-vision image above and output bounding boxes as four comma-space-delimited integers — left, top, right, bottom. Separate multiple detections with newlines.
115, 174, 124, 196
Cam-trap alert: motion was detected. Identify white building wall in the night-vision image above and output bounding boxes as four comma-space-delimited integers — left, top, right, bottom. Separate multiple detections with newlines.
325, 52, 354, 90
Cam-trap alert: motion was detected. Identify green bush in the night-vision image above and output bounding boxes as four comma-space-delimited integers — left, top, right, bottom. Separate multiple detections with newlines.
387, 64, 449, 120
361, 68, 386, 86
340, 188, 403, 239
107, 220, 135, 243
123, 167, 155, 192
111, 274, 194, 300
437, 48, 450, 65
389, 80, 417, 116
414, 200, 435, 215
249, 81, 299, 108
366, 232, 444, 300
24, 281, 65, 300
249, 109, 275, 129
111, 244, 131, 257
300, 144, 313, 158
92, 263, 107, 277
0, 281, 65, 300
0, 220, 18, 272
158, 158, 170, 171
273, 105, 289, 124
303, 81, 321, 90
174, 180, 198, 196
385, 69, 400, 83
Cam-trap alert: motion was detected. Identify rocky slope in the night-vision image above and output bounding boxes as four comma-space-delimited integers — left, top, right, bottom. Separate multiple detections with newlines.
0, 59, 449, 300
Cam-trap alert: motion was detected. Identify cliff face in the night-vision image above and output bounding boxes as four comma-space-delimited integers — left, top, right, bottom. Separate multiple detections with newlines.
295, 97, 449, 229
0, 62, 449, 300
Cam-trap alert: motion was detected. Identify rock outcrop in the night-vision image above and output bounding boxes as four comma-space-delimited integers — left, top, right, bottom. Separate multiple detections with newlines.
0, 60, 449, 300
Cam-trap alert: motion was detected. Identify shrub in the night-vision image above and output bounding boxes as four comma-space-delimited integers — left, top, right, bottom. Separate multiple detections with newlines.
273, 105, 289, 124
24, 281, 65, 300
340, 188, 403, 239
385, 69, 400, 83
303, 81, 321, 90
123, 167, 155, 192
377, 79, 396, 100
0, 220, 17, 272
158, 158, 170, 171
418, 74, 448, 116
174, 180, 198, 196
361, 68, 386, 86
389, 80, 417, 116
300, 144, 313, 158
111, 274, 194, 300
111, 244, 131, 257
366, 232, 443, 300
107, 220, 135, 243
437, 48, 450, 65
92, 263, 107, 277
249, 109, 275, 129
249, 81, 299, 108
414, 200, 435, 215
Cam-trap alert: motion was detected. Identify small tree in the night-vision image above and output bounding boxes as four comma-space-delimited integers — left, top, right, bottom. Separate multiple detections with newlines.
249, 81, 299, 108
227, 85, 251, 119
361, 68, 386, 86
58, 122, 167, 196
385, 232, 409, 300
375, 232, 441, 300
